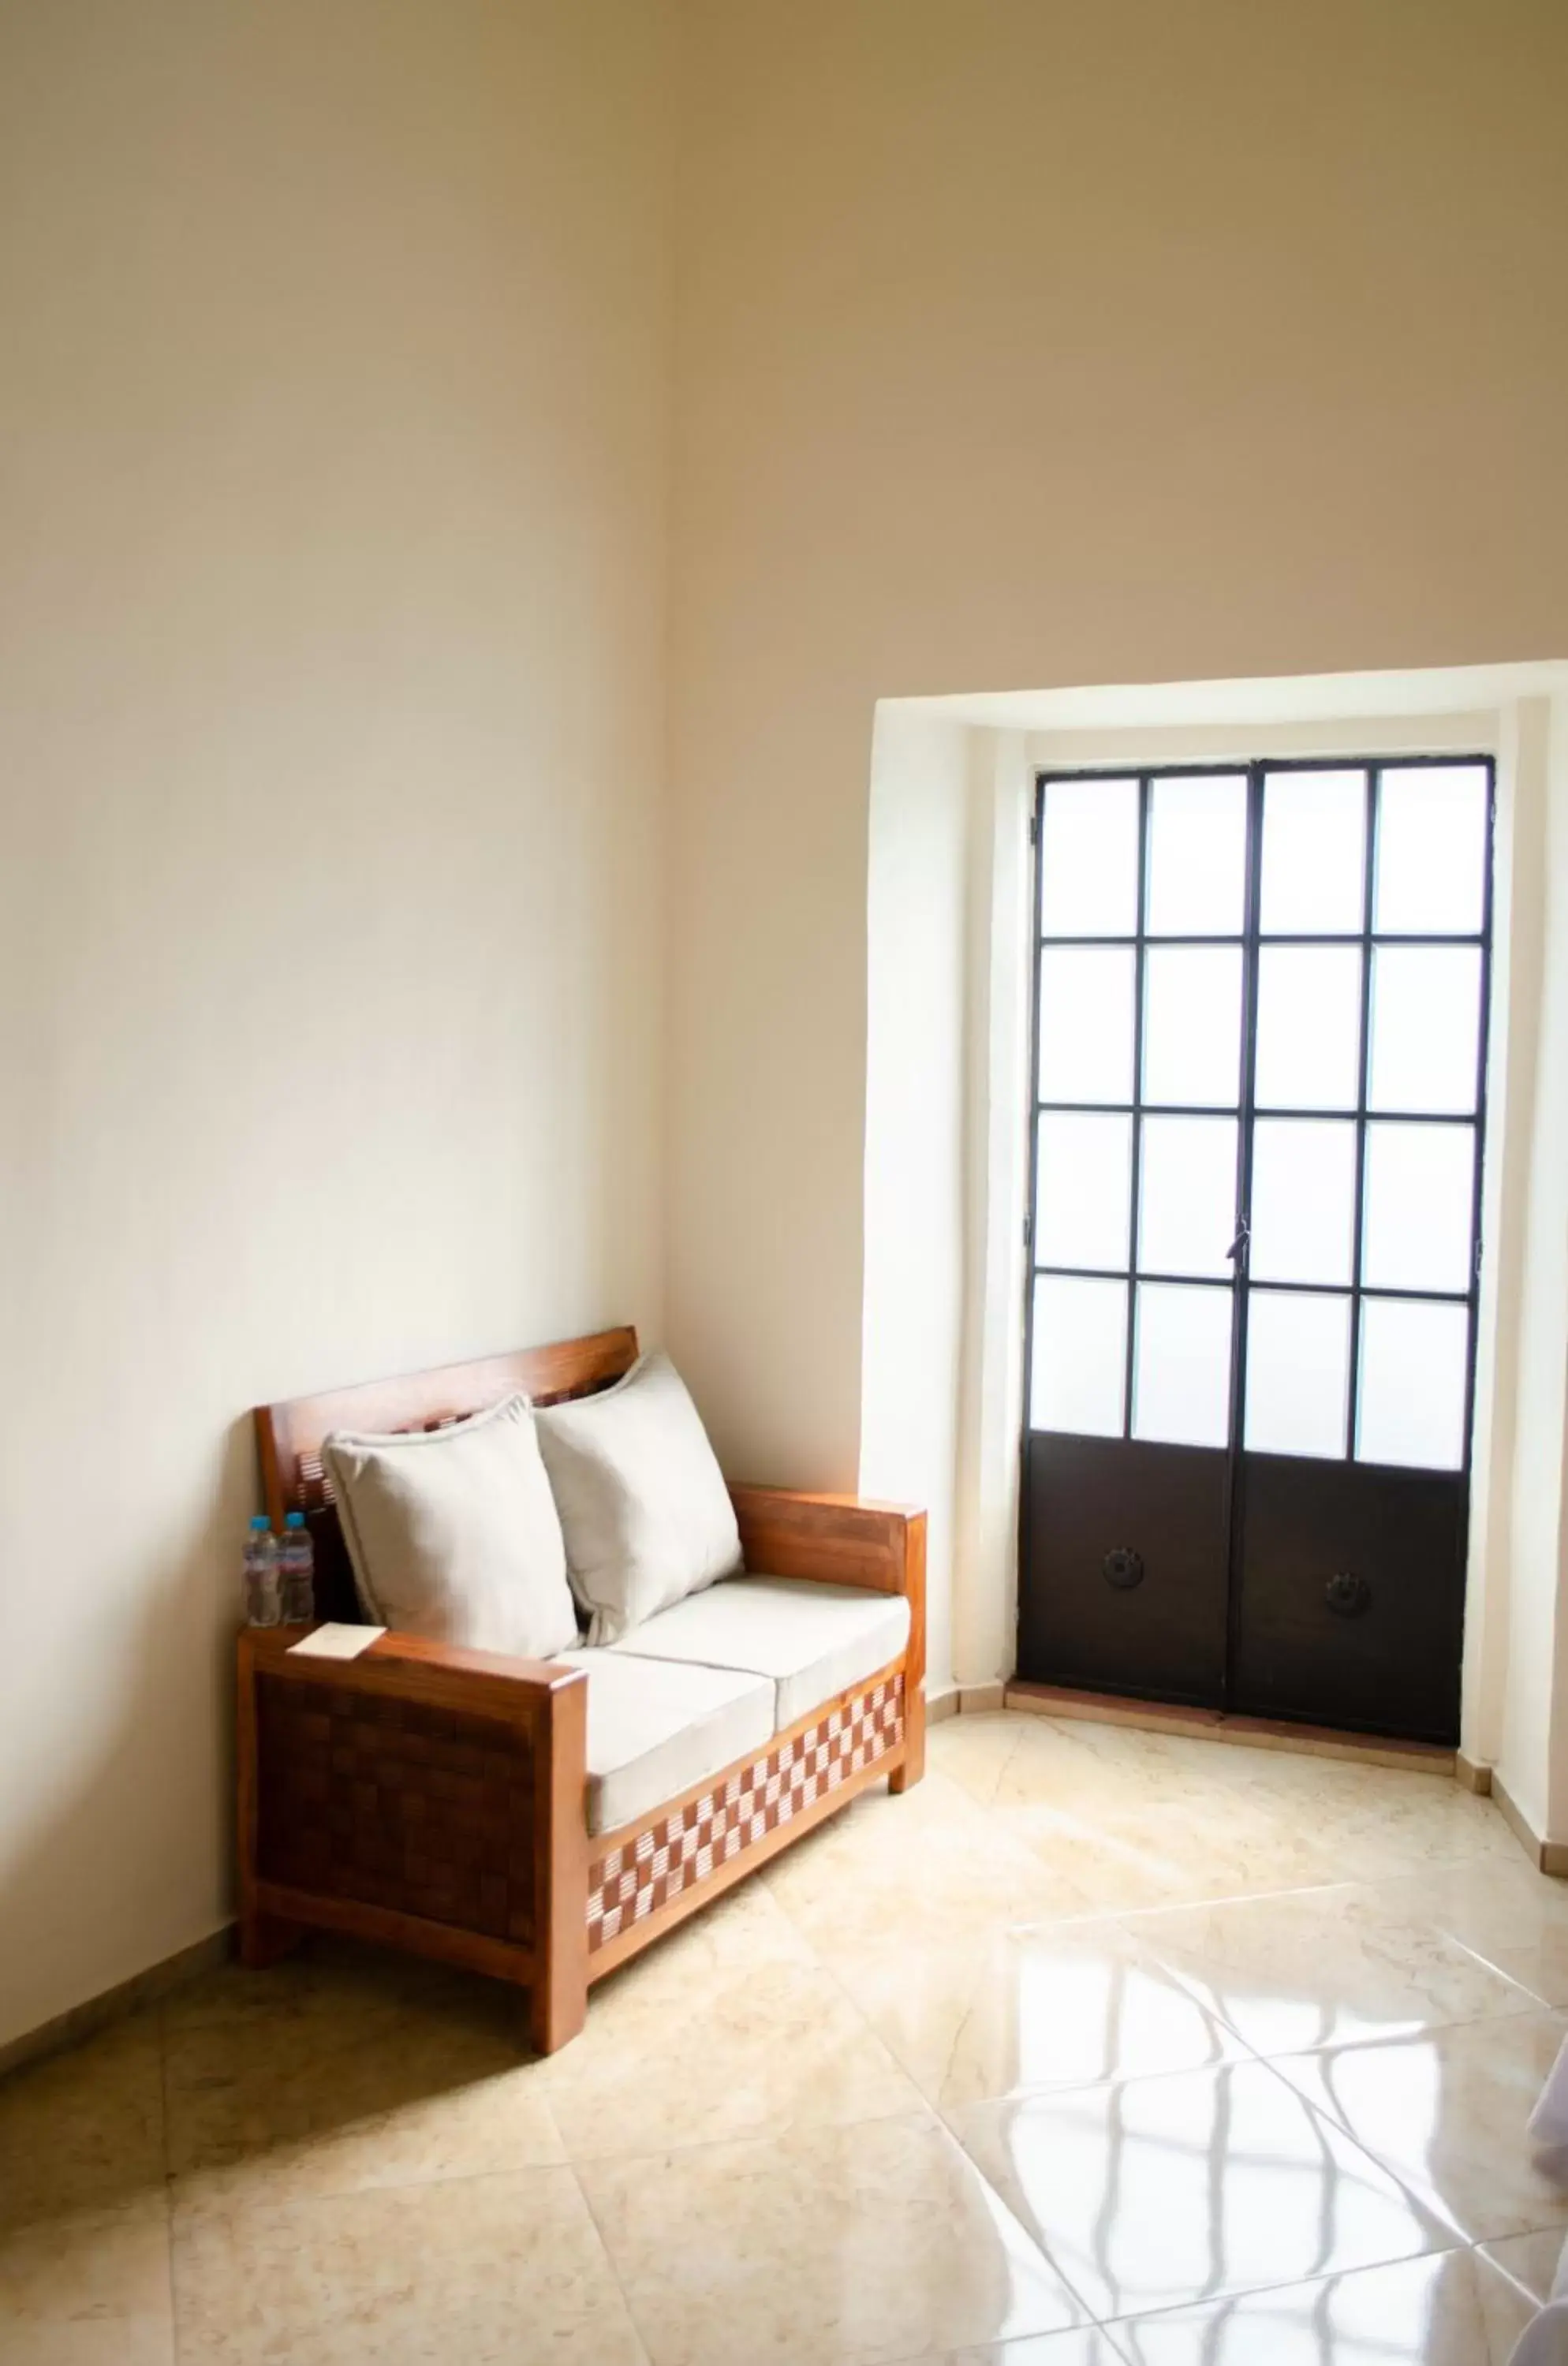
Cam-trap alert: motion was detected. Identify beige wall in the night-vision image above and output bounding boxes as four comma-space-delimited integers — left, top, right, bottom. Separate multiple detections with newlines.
9, 0, 1568, 2048
0, 0, 672, 2049
666, 0, 1568, 1498
859, 710, 971, 1694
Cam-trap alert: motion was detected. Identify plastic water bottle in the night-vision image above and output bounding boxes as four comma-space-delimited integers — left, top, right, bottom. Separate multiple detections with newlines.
279, 1510, 315, 1625
243, 1516, 281, 1627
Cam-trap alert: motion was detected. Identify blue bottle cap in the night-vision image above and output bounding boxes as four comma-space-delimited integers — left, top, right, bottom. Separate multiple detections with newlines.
249, 1514, 271, 1530
285, 1510, 305, 1528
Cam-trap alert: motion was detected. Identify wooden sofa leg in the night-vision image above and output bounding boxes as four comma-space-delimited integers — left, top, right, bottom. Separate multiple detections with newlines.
889, 1685, 926, 1793
239, 1908, 303, 1969
529, 1952, 587, 2056
529, 1666, 589, 2055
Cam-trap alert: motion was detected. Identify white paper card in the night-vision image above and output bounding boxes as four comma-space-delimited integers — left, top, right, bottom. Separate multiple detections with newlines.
286, 1622, 386, 1660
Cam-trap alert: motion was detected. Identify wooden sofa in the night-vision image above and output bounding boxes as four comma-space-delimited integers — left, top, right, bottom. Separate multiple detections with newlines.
237, 1325, 926, 2054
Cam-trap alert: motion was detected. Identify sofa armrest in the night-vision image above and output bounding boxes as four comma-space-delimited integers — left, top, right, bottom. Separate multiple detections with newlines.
236, 1625, 590, 2050
239, 1621, 583, 1715
729, 1486, 927, 1787
728, 1485, 924, 1599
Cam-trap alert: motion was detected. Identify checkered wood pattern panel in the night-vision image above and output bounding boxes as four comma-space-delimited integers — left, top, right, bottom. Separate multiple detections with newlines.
586, 1674, 905, 1952
255, 1675, 537, 1945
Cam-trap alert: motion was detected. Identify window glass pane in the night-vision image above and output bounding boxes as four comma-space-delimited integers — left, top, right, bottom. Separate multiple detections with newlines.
1249, 1119, 1357, 1286
1142, 947, 1242, 1107
1361, 1122, 1476, 1295
1368, 947, 1481, 1115
1040, 778, 1141, 939
1254, 946, 1363, 1110
1038, 947, 1136, 1104
1145, 774, 1248, 937
1260, 770, 1367, 935
1245, 1290, 1351, 1459
1132, 1283, 1233, 1448
1035, 1112, 1133, 1271
1375, 765, 1488, 936
1032, 1274, 1127, 1436
1137, 1115, 1238, 1278
1357, 1297, 1469, 1469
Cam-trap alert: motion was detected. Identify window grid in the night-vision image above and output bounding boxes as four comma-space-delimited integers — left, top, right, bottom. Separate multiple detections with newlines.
1026, 756, 1494, 1470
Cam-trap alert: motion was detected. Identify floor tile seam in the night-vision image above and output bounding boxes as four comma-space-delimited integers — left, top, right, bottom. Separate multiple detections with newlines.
558, 2149, 655, 2366
929, 2095, 1213, 2340
559, 2109, 1099, 2366
913, 1983, 1568, 2124
1440, 1928, 1566, 2013
165, 2148, 590, 2237
919, 2120, 1113, 2345
1085, 2230, 1488, 2341
1085, 2218, 1475, 2334
153, 1997, 182, 2366
1484, 2215, 1568, 2252
1102, 1875, 1365, 1931
1085, 1924, 1303, 2065
929, 2036, 1285, 2128
1241, 1991, 1568, 2073
576, 2088, 1103, 2353
525, 2096, 950, 2181
789, 1898, 975, 2107
935, 2044, 1521, 2263
871, 2325, 1141, 2366
1478, 2222, 1568, 2301
976, 1711, 1032, 1805
1099, 1853, 1555, 1931
1236, 2044, 1490, 2251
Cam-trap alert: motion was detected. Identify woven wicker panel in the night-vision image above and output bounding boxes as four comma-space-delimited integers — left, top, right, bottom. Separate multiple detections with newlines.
256, 1675, 537, 1945
586, 1673, 905, 1951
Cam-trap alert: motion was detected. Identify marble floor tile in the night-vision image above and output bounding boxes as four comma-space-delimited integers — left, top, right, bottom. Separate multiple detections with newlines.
170, 2164, 647, 2366
1373, 1857, 1568, 2008
536, 1877, 923, 2157
1198, 1749, 1521, 1879
0, 2192, 174, 2366
13, 1712, 1568, 2366
928, 1712, 1032, 1807
578, 2110, 1086, 2366
947, 2058, 1454, 2324
1273, 2010, 1568, 2242
0, 2014, 166, 2227
902, 2334, 1132, 2366
997, 1792, 1343, 1915
762, 1770, 1096, 1952
1478, 2222, 1568, 2303
0, 2325, 175, 2366
1126, 1883, 1540, 2054
1111, 2247, 1535, 2364
991, 1721, 1230, 1820
1287, 1782, 1518, 1884
826, 1920, 1247, 2111
163, 1939, 563, 2214
161, 1931, 503, 2039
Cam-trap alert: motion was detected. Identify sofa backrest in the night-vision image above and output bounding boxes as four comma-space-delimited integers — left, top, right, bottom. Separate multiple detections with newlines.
254, 1327, 639, 1622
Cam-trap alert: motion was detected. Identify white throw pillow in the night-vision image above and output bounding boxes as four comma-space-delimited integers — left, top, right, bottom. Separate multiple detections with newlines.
323, 1393, 579, 1660
534, 1350, 742, 1646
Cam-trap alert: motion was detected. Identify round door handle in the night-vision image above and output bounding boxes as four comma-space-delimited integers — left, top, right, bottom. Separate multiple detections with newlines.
1325, 1569, 1372, 1619
1103, 1547, 1145, 1591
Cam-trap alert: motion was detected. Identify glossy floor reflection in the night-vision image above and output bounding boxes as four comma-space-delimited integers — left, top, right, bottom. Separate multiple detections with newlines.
2, 1709, 1565, 2364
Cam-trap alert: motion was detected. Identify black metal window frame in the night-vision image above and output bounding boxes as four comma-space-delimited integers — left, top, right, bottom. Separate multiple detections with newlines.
1023, 752, 1496, 1473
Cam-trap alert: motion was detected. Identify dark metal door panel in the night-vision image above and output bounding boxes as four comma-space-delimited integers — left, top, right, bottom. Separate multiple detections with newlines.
1019, 1433, 1229, 1707
1230, 1454, 1465, 1742
1021, 756, 1491, 1747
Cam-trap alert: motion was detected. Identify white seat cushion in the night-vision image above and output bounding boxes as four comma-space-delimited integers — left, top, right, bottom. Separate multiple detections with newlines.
607, 1575, 911, 1731
561, 1648, 774, 1838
